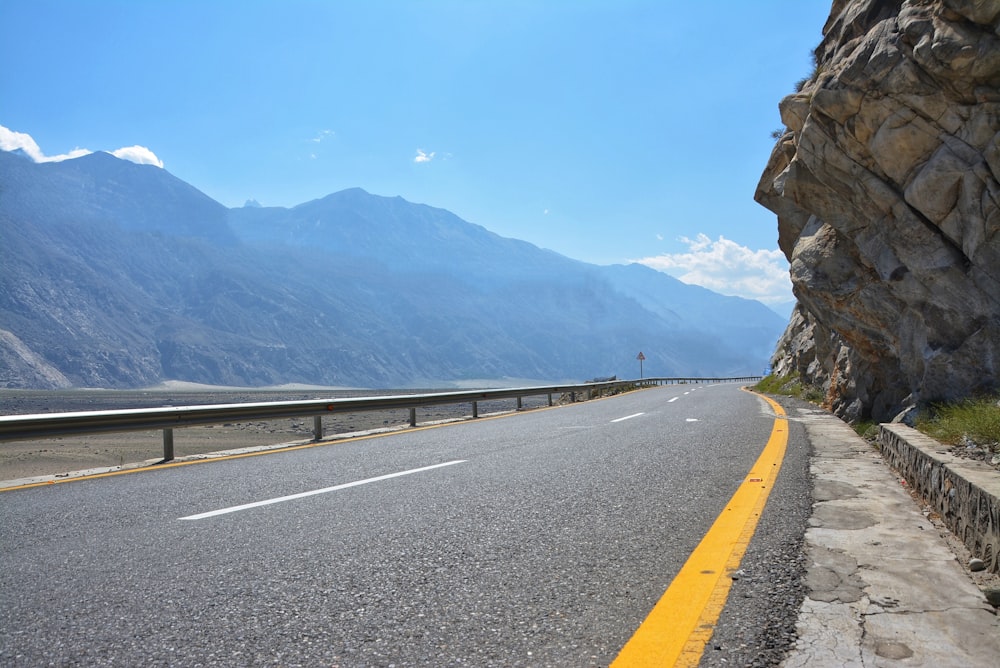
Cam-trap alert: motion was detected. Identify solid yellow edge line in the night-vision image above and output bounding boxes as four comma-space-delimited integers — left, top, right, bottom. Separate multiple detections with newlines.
611, 391, 788, 667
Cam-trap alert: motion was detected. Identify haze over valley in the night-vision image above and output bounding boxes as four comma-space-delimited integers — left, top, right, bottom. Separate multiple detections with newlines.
0, 149, 785, 390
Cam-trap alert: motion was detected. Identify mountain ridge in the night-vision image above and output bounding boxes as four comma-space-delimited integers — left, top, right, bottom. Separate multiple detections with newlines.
1, 149, 784, 389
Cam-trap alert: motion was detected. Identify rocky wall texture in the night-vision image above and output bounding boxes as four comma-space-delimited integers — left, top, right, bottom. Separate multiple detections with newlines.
879, 423, 1000, 572
756, 0, 1000, 421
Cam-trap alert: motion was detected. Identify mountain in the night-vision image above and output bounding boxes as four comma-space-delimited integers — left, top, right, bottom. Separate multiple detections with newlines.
2, 150, 234, 244
0, 149, 785, 389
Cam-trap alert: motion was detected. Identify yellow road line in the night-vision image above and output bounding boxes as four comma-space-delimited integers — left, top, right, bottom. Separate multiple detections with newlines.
612, 392, 788, 667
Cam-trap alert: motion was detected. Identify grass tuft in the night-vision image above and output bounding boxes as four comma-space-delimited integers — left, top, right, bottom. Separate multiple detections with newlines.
916, 395, 1000, 452
755, 373, 800, 396
853, 420, 878, 441
755, 373, 823, 402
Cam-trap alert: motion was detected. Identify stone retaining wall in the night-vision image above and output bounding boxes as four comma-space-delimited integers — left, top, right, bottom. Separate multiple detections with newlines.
878, 424, 1000, 574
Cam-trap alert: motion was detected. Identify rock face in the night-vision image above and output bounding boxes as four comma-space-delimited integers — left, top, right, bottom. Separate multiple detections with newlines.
756, 0, 1000, 422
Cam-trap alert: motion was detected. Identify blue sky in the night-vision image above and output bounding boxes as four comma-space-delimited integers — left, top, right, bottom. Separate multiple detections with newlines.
1, 1, 831, 311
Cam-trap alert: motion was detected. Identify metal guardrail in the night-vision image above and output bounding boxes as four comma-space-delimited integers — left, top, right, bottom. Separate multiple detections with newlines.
0, 376, 761, 461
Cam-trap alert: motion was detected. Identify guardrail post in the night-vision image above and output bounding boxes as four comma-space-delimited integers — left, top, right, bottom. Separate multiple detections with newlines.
409, 407, 417, 427
472, 401, 479, 419
547, 393, 553, 406
313, 415, 323, 441
516, 397, 523, 410
163, 428, 174, 462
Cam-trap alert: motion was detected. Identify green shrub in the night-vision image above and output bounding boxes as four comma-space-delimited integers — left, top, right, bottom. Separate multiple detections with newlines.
853, 420, 878, 441
755, 373, 803, 397
802, 385, 825, 403
916, 395, 1000, 452
756, 373, 825, 404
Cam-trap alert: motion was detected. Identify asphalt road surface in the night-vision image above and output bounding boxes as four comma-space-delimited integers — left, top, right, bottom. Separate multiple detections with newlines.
0, 384, 811, 667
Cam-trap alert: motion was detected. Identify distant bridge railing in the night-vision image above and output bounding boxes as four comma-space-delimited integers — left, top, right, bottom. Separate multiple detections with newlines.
0, 376, 761, 462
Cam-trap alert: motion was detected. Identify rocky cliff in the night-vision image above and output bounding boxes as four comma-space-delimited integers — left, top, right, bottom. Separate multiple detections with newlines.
756, 0, 1000, 422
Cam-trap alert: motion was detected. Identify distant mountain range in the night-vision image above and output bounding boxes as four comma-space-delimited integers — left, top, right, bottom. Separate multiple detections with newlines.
0, 149, 785, 389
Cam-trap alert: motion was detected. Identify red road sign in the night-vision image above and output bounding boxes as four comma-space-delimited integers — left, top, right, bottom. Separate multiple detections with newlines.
636, 352, 646, 360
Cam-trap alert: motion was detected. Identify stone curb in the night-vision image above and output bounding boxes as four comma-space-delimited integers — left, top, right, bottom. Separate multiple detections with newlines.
878, 423, 1000, 574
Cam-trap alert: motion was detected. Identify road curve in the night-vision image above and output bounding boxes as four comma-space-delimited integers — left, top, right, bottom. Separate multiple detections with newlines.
0, 384, 809, 666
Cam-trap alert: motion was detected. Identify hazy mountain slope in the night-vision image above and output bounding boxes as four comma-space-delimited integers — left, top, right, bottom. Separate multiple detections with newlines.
1, 151, 234, 244
229, 187, 585, 280
1, 150, 783, 389
229, 189, 783, 376
598, 263, 782, 366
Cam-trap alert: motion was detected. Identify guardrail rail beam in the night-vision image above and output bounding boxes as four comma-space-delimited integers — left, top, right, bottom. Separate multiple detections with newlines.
0, 377, 762, 463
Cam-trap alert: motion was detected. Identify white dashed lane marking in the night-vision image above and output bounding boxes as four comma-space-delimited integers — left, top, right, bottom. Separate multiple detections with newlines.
611, 413, 645, 423
179, 460, 466, 520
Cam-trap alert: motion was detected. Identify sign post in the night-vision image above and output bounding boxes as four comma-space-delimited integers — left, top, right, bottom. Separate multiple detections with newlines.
636, 351, 646, 379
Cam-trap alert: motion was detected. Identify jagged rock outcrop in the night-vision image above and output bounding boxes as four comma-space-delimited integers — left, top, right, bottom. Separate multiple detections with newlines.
756, 0, 1000, 422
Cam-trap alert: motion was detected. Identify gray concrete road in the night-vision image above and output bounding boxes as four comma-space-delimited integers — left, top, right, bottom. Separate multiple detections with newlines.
1, 384, 807, 666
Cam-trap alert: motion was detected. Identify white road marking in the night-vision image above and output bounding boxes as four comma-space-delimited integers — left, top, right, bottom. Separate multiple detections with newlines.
611, 412, 645, 423
668, 397, 679, 403
179, 460, 467, 520
686, 418, 700, 422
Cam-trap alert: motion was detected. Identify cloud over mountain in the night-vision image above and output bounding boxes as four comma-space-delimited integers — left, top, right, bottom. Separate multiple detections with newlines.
0, 124, 163, 168
633, 234, 792, 306
109, 145, 164, 167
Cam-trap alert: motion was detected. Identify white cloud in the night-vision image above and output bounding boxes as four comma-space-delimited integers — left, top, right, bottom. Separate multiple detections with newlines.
311, 129, 334, 143
110, 145, 164, 167
0, 124, 163, 167
0, 125, 44, 158
414, 148, 435, 163
632, 233, 792, 305
0, 125, 87, 162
